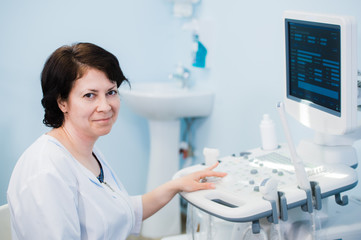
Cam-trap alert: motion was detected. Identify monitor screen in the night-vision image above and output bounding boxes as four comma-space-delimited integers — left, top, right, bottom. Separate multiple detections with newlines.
286, 19, 341, 117
283, 11, 357, 135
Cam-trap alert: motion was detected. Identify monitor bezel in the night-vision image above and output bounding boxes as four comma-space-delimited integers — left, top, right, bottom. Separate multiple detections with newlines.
283, 11, 357, 135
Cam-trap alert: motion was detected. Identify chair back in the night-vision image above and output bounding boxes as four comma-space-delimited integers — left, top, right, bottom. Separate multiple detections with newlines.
0, 204, 12, 240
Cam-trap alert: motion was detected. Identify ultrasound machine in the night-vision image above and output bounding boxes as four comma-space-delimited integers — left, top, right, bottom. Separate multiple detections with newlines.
172, 11, 361, 240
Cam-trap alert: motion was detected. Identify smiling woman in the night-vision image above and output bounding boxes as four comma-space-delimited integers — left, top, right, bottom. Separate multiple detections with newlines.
57, 69, 120, 140
40, 43, 127, 129
6, 42, 226, 240
53, 68, 121, 176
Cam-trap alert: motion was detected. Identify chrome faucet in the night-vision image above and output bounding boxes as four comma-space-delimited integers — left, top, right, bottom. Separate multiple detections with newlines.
169, 64, 191, 89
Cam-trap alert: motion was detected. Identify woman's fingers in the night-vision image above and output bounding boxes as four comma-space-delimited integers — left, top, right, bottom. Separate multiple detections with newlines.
205, 161, 219, 171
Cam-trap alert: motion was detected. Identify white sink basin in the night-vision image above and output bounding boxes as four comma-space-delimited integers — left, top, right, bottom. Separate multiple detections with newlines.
119, 82, 214, 120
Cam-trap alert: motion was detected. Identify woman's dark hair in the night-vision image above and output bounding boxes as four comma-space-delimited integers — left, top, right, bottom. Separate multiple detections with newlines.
41, 42, 128, 128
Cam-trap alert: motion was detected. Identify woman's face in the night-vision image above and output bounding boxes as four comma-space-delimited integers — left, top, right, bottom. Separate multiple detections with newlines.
58, 68, 120, 140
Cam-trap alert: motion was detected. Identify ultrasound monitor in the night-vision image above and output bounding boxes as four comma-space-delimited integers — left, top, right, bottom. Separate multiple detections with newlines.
283, 11, 358, 135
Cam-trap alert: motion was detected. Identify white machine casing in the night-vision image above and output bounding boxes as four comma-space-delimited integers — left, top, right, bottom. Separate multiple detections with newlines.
283, 11, 358, 136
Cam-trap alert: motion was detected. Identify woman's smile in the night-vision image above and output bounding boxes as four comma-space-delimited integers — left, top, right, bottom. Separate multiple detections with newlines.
93, 116, 113, 124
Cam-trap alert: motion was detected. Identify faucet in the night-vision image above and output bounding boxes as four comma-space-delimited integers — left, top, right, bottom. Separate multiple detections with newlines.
169, 64, 191, 89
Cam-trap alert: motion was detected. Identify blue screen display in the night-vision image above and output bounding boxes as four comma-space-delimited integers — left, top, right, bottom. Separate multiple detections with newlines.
285, 19, 341, 116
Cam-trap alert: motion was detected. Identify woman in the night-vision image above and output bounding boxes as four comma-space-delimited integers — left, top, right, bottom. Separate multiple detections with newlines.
7, 42, 226, 239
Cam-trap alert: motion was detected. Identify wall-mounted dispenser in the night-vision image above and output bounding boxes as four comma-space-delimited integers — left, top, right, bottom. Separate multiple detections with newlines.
167, 0, 201, 18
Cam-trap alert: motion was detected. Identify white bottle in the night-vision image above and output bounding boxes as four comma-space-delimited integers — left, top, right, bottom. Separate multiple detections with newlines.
203, 147, 219, 166
260, 114, 278, 150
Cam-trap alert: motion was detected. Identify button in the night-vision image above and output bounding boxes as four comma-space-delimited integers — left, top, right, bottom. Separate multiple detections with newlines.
254, 186, 260, 192
272, 169, 278, 173
278, 171, 284, 176
240, 152, 251, 157
249, 180, 255, 185
250, 169, 258, 174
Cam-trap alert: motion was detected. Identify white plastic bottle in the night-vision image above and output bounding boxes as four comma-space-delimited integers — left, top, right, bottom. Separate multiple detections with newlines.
259, 114, 278, 150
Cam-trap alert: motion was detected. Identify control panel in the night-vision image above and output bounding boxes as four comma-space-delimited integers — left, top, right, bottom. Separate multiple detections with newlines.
173, 145, 358, 225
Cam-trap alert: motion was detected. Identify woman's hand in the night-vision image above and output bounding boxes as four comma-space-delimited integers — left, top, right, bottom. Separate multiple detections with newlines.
142, 162, 227, 220
174, 162, 227, 193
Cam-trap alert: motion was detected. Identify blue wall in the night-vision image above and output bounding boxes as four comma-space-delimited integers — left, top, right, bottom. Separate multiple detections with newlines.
1, 0, 361, 205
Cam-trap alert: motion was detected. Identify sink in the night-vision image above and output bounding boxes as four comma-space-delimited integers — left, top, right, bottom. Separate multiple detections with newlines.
119, 82, 214, 121
119, 81, 214, 238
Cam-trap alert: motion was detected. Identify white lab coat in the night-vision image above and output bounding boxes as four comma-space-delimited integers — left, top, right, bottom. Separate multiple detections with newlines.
7, 134, 143, 240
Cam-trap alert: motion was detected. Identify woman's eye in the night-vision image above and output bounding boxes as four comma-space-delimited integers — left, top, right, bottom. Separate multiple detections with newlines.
108, 90, 118, 96
84, 93, 95, 98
